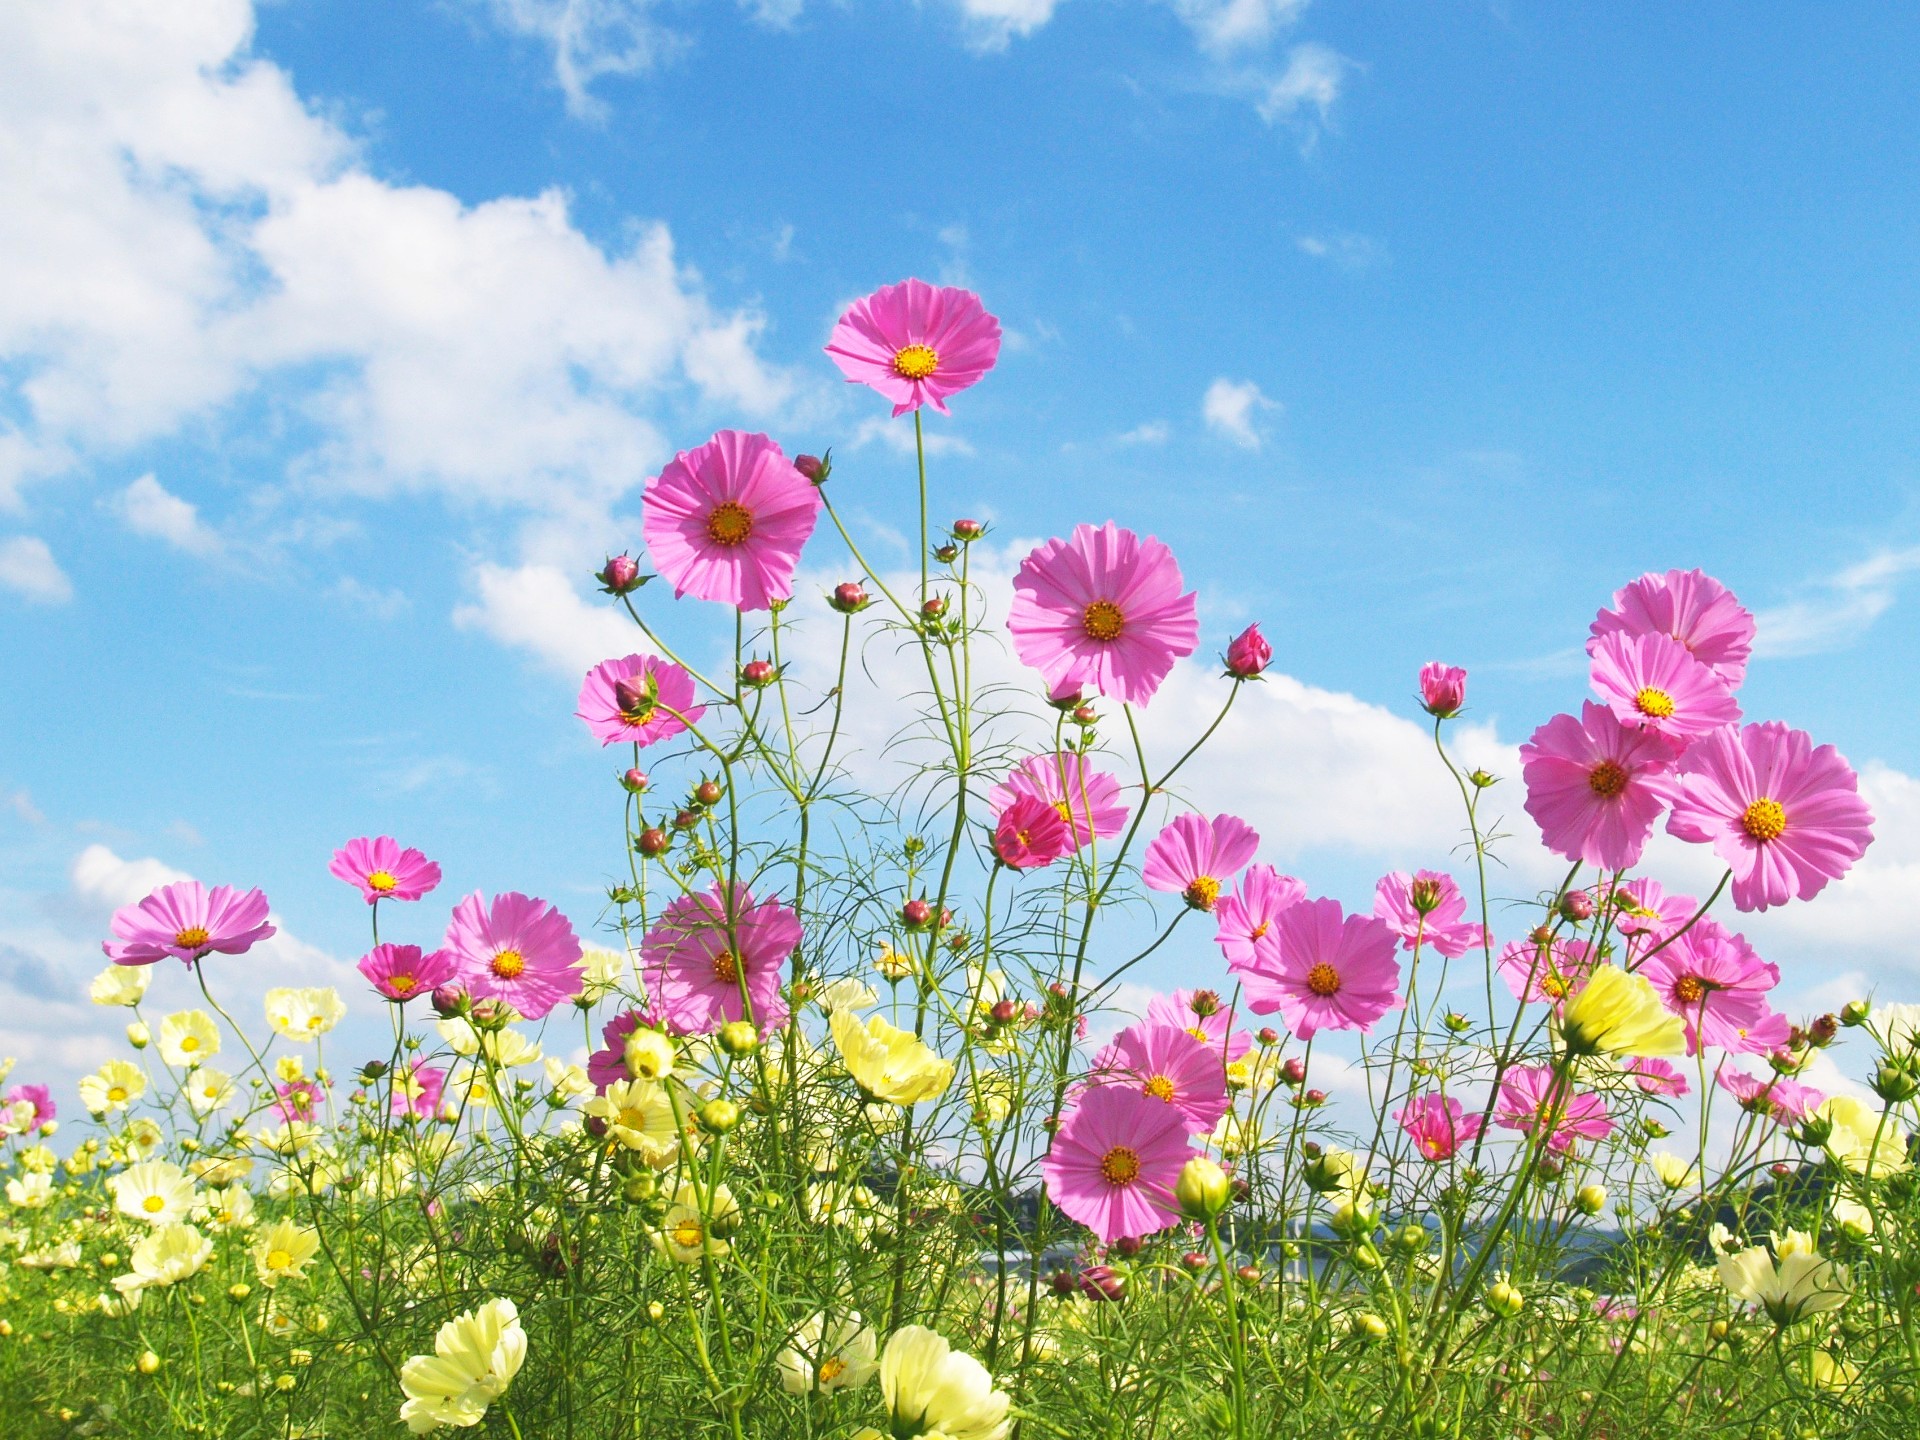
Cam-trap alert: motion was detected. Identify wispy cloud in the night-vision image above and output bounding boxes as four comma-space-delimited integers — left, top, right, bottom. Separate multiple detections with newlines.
1258, 41, 1351, 141
0, 536, 72, 605
1202, 377, 1277, 449
956, 0, 1067, 52
1296, 231, 1387, 271
471, 0, 684, 120
850, 416, 975, 458
114, 474, 222, 555
1117, 421, 1171, 446
1754, 545, 1920, 658
1172, 0, 1309, 56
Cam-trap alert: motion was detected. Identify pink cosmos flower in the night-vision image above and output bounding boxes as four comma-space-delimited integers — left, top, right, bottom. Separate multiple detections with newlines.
987, 752, 1129, 853
103, 881, 276, 967
1589, 631, 1741, 748
992, 794, 1073, 870
329, 837, 442, 906
274, 1076, 326, 1123
576, 655, 705, 749
1606, 878, 1697, 946
392, 1062, 447, 1121
1716, 1068, 1824, 1125
1087, 1022, 1229, 1135
1214, 863, 1306, 968
642, 430, 821, 611
1623, 1058, 1690, 1098
1142, 812, 1260, 912
1396, 1093, 1483, 1161
443, 892, 584, 1022
1008, 522, 1200, 707
1520, 702, 1681, 871
1493, 1065, 1613, 1153
1225, 624, 1272, 679
1589, 568, 1756, 688
1372, 870, 1486, 959
1666, 721, 1875, 912
1144, 990, 1252, 1063
586, 1008, 668, 1091
358, 943, 460, 1004
641, 883, 800, 1036
1639, 920, 1781, 1056
1041, 1083, 1193, 1244
1763, 1075, 1825, 1125
4, 1084, 54, 1128
1496, 936, 1596, 1007
1419, 663, 1467, 719
1233, 897, 1401, 1041
824, 279, 1002, 416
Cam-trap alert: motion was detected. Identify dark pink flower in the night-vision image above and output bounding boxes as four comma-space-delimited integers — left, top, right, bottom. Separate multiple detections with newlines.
103, 881, 275, 967
1623, 1058, 1690, 1097
1214, 863, 1306, 968
443, 892, 584, 1022
576, 654, 705, 749
1087, 1022, 1229, 1135
1041, 1084, 1192, 1244
1589, 568, 1755, 688
1493, 1065, 1612, 1152
330, 837, 442, 905
1008, 522, 1199, 707
825, 279, 1001, 416
1224, 624, 1272, 679
357, 943, 459, 1004
642, 430, 820, 611
1396, 1092, 1483, 1161
1666, 721, 1875, 911
987, 752, 1129, 853
641, 883, 799, 1036
1639, 919, 1781, 1056
1234, 897, 1401, 1041
585, 1008, 669, 1091
1372, 870, 1485, 958
1521, 702, 1681, 871
4, 1084, 54, 1128
392, 1062, 446, 1120
1143, 990, 1251, 1063
1142, 813, 1259, 912
993, 794, 1073, 870
274, 1076, 327, 1123
1589, 632, 1741, 747
1496, 936, 1596, 1007
1419, 662, 1467, 719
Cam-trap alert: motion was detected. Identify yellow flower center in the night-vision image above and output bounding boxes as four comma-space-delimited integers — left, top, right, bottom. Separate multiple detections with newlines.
1082, 599, 1126, 642
1305, 962, 1342, 997
892, 344, 939, 380
142, 1195, 165, 1214
713, 951, 741, 985
618, 1106, 648, 1131
367, 869, 397, 892
389, 974, 417, 995
1143, 1075, 1176, 1103
1183, 876, 1221, 911
1186, 1026, 1210, 1044
305, 1016, 323, 1029
1633, 687, 1676, 719
108, 1087, 128, 1104
1100, 1145, 1142, 1185
819, 1355, 848, 1384
266, 1249, 292, 1271
1587, 760, 1628, 798
174, 926, 211, 950
1741, 798, 1787, 843
1053, 799, 1076, 824
490, 950, 527, 980
180, 1036, 200, 1052
1673, 975, 1707, 1005
1540, 972, 1568, 1000
706, 500, 755, 547
671, 1219, 705, 1249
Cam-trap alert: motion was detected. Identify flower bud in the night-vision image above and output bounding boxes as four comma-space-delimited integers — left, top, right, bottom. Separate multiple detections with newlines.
673, 809, 700, 830
621, 768, 649, 793
932, 543, 960, 564
697, 1099, 740, 1134
1352, 1312, 1389, 1341
430, 985, 466, 1017
596, 553, 643, 595
137, 1350, 162, 1375
1224, 623, 1272, 679
1809, 1013, 1838, 1047
126, 1022, 149, 1050
1419, 662, 1467, 719
1395, 1224, 1429, 1253
1234, 1263, 1261, 1285
1077, 1264, 1126, 1302
1575, 1185, 1607, 1216
988, 998, 1018, 1026
694, 780, 724, 807
794, 453, 830, 484
1841, 999, 1872, 1027
622, 1172, 657, 1205
227, 1283, 251, 1304
716, 1021, 759, 1056
952, 518, 986, 541
1112, 1234, 1144, 1258
1797, 1114, 1833, 1147
1443, 1012, 1472, 1034
1485, 1278, 1524, 1318
829, 582, 870, 614
901, 899, 934, 930
636, 827, 670, 857
1071, 704, 1098, 725
1048, 1269, 1075, 1297
1874, 1059, 1920, 1103
1280, 1057, 1307, 1086
1559, 889, 1595, 922
921, 595, 947, 619
1300, 1088, 1327, 1108
1180, 1251, 1208, 1272
740, 660, 775, 688
1468, 769, 1497, 790
1175, 1157, 1232, 1222
1047, 682, 1085, 710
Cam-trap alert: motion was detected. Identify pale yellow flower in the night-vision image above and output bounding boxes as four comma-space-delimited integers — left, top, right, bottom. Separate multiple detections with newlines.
115, 1160, 200, 1226
1561, 966, 1685, 1058
1647, 1151, 1700, 1191
265, 987, 347, 1042
275, 1054, 309, 1083
198, 1184, 256, 1231
817, 976, 879, 1014
576, 946, 628, 1004
79, 1060, 146, 1115
115, 1223, 214, 1296
1832, 1194, 1877, 1240
1811, 1351, 1859, 1391
874, 946, 916, 982
125, 1117, 165, 1162
876, 1325, 1011, 1440
397, 1297, 526, 1434
621, 1028, 675, 1082
777, 1311, 878, 1395
157, 1010, 221, 1068
1819, 1094, 1910, 1177
831, 1010, 954, 1105
5, 1173, 52, 1208
1717, 1238, 1850, 1325
582, 1079, 689, 1168
651, 1182, 738, 1264
253, 1219, 321, 1288
542, 1058, 591, 1102
186, 1068, 236, 1117
90, 964, 152, 1007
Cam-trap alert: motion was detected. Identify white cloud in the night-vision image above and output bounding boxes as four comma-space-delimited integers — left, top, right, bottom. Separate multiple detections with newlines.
453, 561, 646, 676
1173, 0, 1309, 55
1201, 377, 1276, 449
115, 473, 221, 554
1258, 41, 1350, 130
1754, 545, 1920, 658
471, 0, 683, 120
1117, 421, 1170, 446
70, 843, 190, 910
1296, 231, 1386, 271
850, 416, 976, 458
956, 0, 1066, 50
0, 536, 72, 604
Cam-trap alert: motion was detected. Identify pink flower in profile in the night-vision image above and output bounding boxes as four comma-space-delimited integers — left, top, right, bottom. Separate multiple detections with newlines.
1589, 632, 1741, 747
1087, 1022, 1229, 1135
357, 943, 459, 1004
1623, 1057, 1690, 1098
1234, 897, 1400, 1041
1224, 624, 1271, 679
642, 883, 799, 1036
1007, 522, 1200, 707
443, 892, 584, 1022
1589, 568, 1756, 688
987, 752, 1129, 852
642, 430, 821, 611
1493, 1066, 1613, 1153
825, 279, 1002, 417
1639, 919, 1781, 1056
1372, 871, 1485, 958
4, 1084, 54, 1128
391, 1062, 446, 1121
1520, 702, 1681, 870
576, 655, 705, 749
1717, 1068, 1824, 1125
1419, 663, 1467, 719
1041, 1084, 1193, 1244
1214, 863, 1306, 967
993, 794, 1073, 870
1396, 1093, 1483, 1161
329, 837, 441, 905
1666, 721, 1875, 912
103, 881, 276, 967
1142, 813, 1259, 912
1144, 990, 1251, 1063
1605, 878, 1697, 946
1496, 936, 1596, 1007
273, 1076, 327, 1123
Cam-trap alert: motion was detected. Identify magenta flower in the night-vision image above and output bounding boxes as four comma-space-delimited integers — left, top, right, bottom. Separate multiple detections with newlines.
824, 279, 1002, 417
1233, 896, 1400, 1041
992, 794, 1073, 870
443, 892, 584, 1022
329, 837, 441, 906
1041, 1083, 1193, 1244
1521, 702, 1681, 871
987, 752, 1129, 852
1589, 568, 1756, 688
1639, 919, 1781, 1056
103, 881, 276, 967
1396, 1093, 1483, 1161
1144, 989, 1252, 1063
1008, 522, 1200, 707
641, 883, 799, 1036
576, 654, 705, 749
1224, 623, 1272, 679
1142, 812, 1260, 912
1214, 863, 1306, 968
642, 430, 820, 611
1606, 878, 1697, 946
1087, 1022, 1229, 1135
357, 943, 459, 1004
1623, 1057, 1690, 1098
585, 1008, 670, 1091
4, 1084, 54, 1128
1496, 936, 1596, 1006
1493, 1066, 1613, 1153
273, 1076, 326, 1124
392, 1062, 447, 1121
1589, 631, 1741, 748
1372, 870, 1485, 959
1666, 721, 1875, 911
1717, 1068, 1824, 1125
1419, 662, 1467, 719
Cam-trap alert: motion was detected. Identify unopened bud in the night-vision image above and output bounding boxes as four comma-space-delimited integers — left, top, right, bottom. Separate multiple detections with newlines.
1256, 1027, 1279, 1047
1559, 890, 1594, 922
1281, 1057, 1307, 1086
597, 553, 643, 595
697, 1099, 740, 1134
716, 1021, 758, 1056
1486, 1279, 1524, 1319
1224, 623, 1272, 679
829, 581, 870, 614
740, 660, 775, 688
673, 809, 700, 830
988, 999, 1018, 1026
1175, 1157, 1232, 1222
1575, 1185, 1607, 1216
794, 453, 830, 484
126, 1023, 149, 1050
136, 1350, 161, 1375
1840, 999, 1872, 1027
694, 780, 724, 807
636, 827, 670, 857
901, 899, 934, 930
621, 768, 649, 793
1874, 1060, 1919, 1103
1468, 769, 1497, 790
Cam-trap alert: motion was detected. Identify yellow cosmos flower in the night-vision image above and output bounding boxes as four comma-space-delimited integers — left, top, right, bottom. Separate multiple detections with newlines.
157, 1009, 221, 1068
114, 1160, 200, 1226
186, 1068, 236, 1117
776, 1311, 878, 1395
875, 1324, 1012, 1440
575, 946, 628, 1004
79, 1060, 147, 1115
89, 964, 151, 1007
831, 1009, 954, 1105
1647, 1151, 1700, 1191
1561, 966, 1685, 1059
114, 1223, 214, 1297
1819, 1094, 1911, 1177
264, 987, 347, 1042
651, 1181, 739, 1264
5, 1173, 52, 1208
1717, 1236, 1850, 1325
397, 1297, 526, 1434
582, 1079, 688, 1168
253, 1219, 321, 1288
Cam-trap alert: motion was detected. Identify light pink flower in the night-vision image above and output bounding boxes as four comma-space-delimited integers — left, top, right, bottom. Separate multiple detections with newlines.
1605, 878, 1697, 946
1008, 522, 1200, 707
1396, 1093, 1483, 1161
103, 881, 275, 967
1496, 936, 1596, 1007
329, 837, 442, 905
1214, 863, 1306, 967
1087, 1022, 1229, 1135
1224, 624, 1271, 678
1234, 897, 1400, 1041
1589, 568, 1756, 688
1041, 1084, 1192, 1244
642, 883, 799, 1036
1142, 813, 1259, 912
443, 892, 584, 1022
274, 1076, 326, 1123
993, 794, 1073, 870
987, 752, 1128, 852
1372, 870, 1485, 958
1493, 1066, 1612, 1153
1144, 990, 1251, 1063
1589, 631, 1741, 747
357, 943, 459, 1004
642, 430, 820, 611
1623, 1057, 1690, 1097
825, 279, 1001, 417
1419, 662, 1467, 719
1521, 702, 1681, 870
1639, 919, 1781, 1056
4, 1084, 54, 1128
576, 654, 705, 748
1666, 721, 1875, 911
1717, 1068, 1824, 1125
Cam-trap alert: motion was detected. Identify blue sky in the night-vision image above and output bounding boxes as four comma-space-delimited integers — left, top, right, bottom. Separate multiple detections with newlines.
2, 0, 1917, 1102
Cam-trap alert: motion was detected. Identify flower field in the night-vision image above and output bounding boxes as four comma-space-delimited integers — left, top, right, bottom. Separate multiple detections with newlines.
3, 278, 1917, 1439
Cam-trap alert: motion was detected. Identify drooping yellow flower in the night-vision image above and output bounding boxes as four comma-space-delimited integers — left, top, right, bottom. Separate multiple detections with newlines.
1560, 966, 1685, 1059
873, 945, 916, 982
1819, 1094, 1911, 1177
89, 964, 151, 1007
776, 1311, 878, 1395
831, 1009, 954, 1105
1717, 1237, 1850, 1325
264, 987, 347, 1042
114, 1160, 199, 1226
622, 1028, 676, 1082
5, 1173, 51, 1208
576, 946, 628, 1004
79, 1060, 146, 1115
1647, 1151, 1700, 1192
252, 1219, 320, 1288
198, 1183, 255, 1231
875, 1324, 1011, 1440
1810, 1350, 1859, 1391
397, 1297, 527, 1434
157, 1010, 221, 1068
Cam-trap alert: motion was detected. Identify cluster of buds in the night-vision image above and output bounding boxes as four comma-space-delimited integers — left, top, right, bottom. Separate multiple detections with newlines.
1045, 682, 1099, 727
